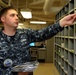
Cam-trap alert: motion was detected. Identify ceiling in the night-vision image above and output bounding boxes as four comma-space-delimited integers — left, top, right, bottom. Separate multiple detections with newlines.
0, 0, 69, 28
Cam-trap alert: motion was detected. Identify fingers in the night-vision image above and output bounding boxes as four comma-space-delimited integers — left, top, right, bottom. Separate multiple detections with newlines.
60, 14, 76, 27
66, 14, 76, 21
73, 16, 76, 20
70, 14, 76, 20
71, 15, 76, 22
70, 14, 76, 17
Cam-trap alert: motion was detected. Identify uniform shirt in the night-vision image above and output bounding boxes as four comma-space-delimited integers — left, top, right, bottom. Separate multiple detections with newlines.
0, 22, 63, 75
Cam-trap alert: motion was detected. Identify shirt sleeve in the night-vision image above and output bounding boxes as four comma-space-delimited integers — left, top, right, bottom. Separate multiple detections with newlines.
27, 22, 64, 42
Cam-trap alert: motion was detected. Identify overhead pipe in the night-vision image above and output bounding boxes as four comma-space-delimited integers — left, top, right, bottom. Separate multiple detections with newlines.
0, 0, 8, 7
8, 0, 12, 6
43, 0, 55, 15
29, 0, 45, 5
43, 0, 69, 15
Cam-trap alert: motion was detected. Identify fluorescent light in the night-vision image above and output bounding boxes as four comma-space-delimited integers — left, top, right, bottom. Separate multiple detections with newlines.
21, 11, 32, 19
30, 21, 47, 24
20, 8, 32, 19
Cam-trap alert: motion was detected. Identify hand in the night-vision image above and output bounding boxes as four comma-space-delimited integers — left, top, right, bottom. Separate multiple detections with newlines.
59, 14, 76, 27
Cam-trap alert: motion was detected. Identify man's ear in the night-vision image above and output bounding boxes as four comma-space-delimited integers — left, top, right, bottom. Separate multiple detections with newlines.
1, 16, 5, 22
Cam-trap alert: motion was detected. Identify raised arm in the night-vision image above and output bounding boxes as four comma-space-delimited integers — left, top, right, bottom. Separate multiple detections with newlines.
28, 14, 76, 42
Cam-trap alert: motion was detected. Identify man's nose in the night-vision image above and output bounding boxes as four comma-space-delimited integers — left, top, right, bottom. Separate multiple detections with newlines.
15, 15, 19, 20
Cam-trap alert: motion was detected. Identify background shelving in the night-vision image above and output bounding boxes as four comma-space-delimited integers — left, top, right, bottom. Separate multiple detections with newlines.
68, 25, 74, 37
64, 50, 68, 62
54, 0, 76, 75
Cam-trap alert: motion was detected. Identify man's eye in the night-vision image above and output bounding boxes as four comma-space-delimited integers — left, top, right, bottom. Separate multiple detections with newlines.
11, 14, 15, 17
17, 15, 18, 17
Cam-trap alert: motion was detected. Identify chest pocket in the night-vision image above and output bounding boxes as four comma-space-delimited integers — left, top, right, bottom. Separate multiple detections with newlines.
20, 38, 30, 48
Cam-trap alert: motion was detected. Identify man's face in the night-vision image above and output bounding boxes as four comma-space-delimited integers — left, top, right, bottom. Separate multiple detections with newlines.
1, 9, 19, 28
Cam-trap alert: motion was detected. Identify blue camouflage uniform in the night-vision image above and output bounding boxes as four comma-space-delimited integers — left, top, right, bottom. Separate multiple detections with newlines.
0, 22, 63, 75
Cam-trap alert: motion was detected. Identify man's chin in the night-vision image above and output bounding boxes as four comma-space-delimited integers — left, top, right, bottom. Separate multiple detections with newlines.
14, 24, 18, 27
13, 26, 18, 29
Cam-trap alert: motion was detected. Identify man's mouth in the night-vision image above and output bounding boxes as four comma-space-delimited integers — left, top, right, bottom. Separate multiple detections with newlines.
15, 22, 18, 25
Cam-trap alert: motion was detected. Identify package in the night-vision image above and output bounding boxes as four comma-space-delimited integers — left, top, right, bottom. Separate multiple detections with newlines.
12, 61, 39, 72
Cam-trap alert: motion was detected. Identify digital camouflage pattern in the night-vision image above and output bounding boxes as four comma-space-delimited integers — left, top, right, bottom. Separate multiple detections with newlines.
0, 22, 63, 75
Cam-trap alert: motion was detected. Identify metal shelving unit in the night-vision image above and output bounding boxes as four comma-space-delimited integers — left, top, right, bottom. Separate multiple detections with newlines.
54, 0, 76, 75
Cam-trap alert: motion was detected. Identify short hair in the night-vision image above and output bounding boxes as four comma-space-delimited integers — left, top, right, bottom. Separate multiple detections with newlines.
0, 6, 16, 21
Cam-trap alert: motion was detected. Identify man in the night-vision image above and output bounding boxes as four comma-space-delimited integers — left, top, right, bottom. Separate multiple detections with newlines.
0, 6, 76, 75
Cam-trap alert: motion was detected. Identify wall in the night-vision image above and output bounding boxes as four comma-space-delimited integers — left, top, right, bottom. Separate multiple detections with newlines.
45, 37, 54, 63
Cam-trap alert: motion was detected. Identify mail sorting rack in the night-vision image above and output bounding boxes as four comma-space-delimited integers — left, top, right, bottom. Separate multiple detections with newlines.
54, 0, 76, 75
